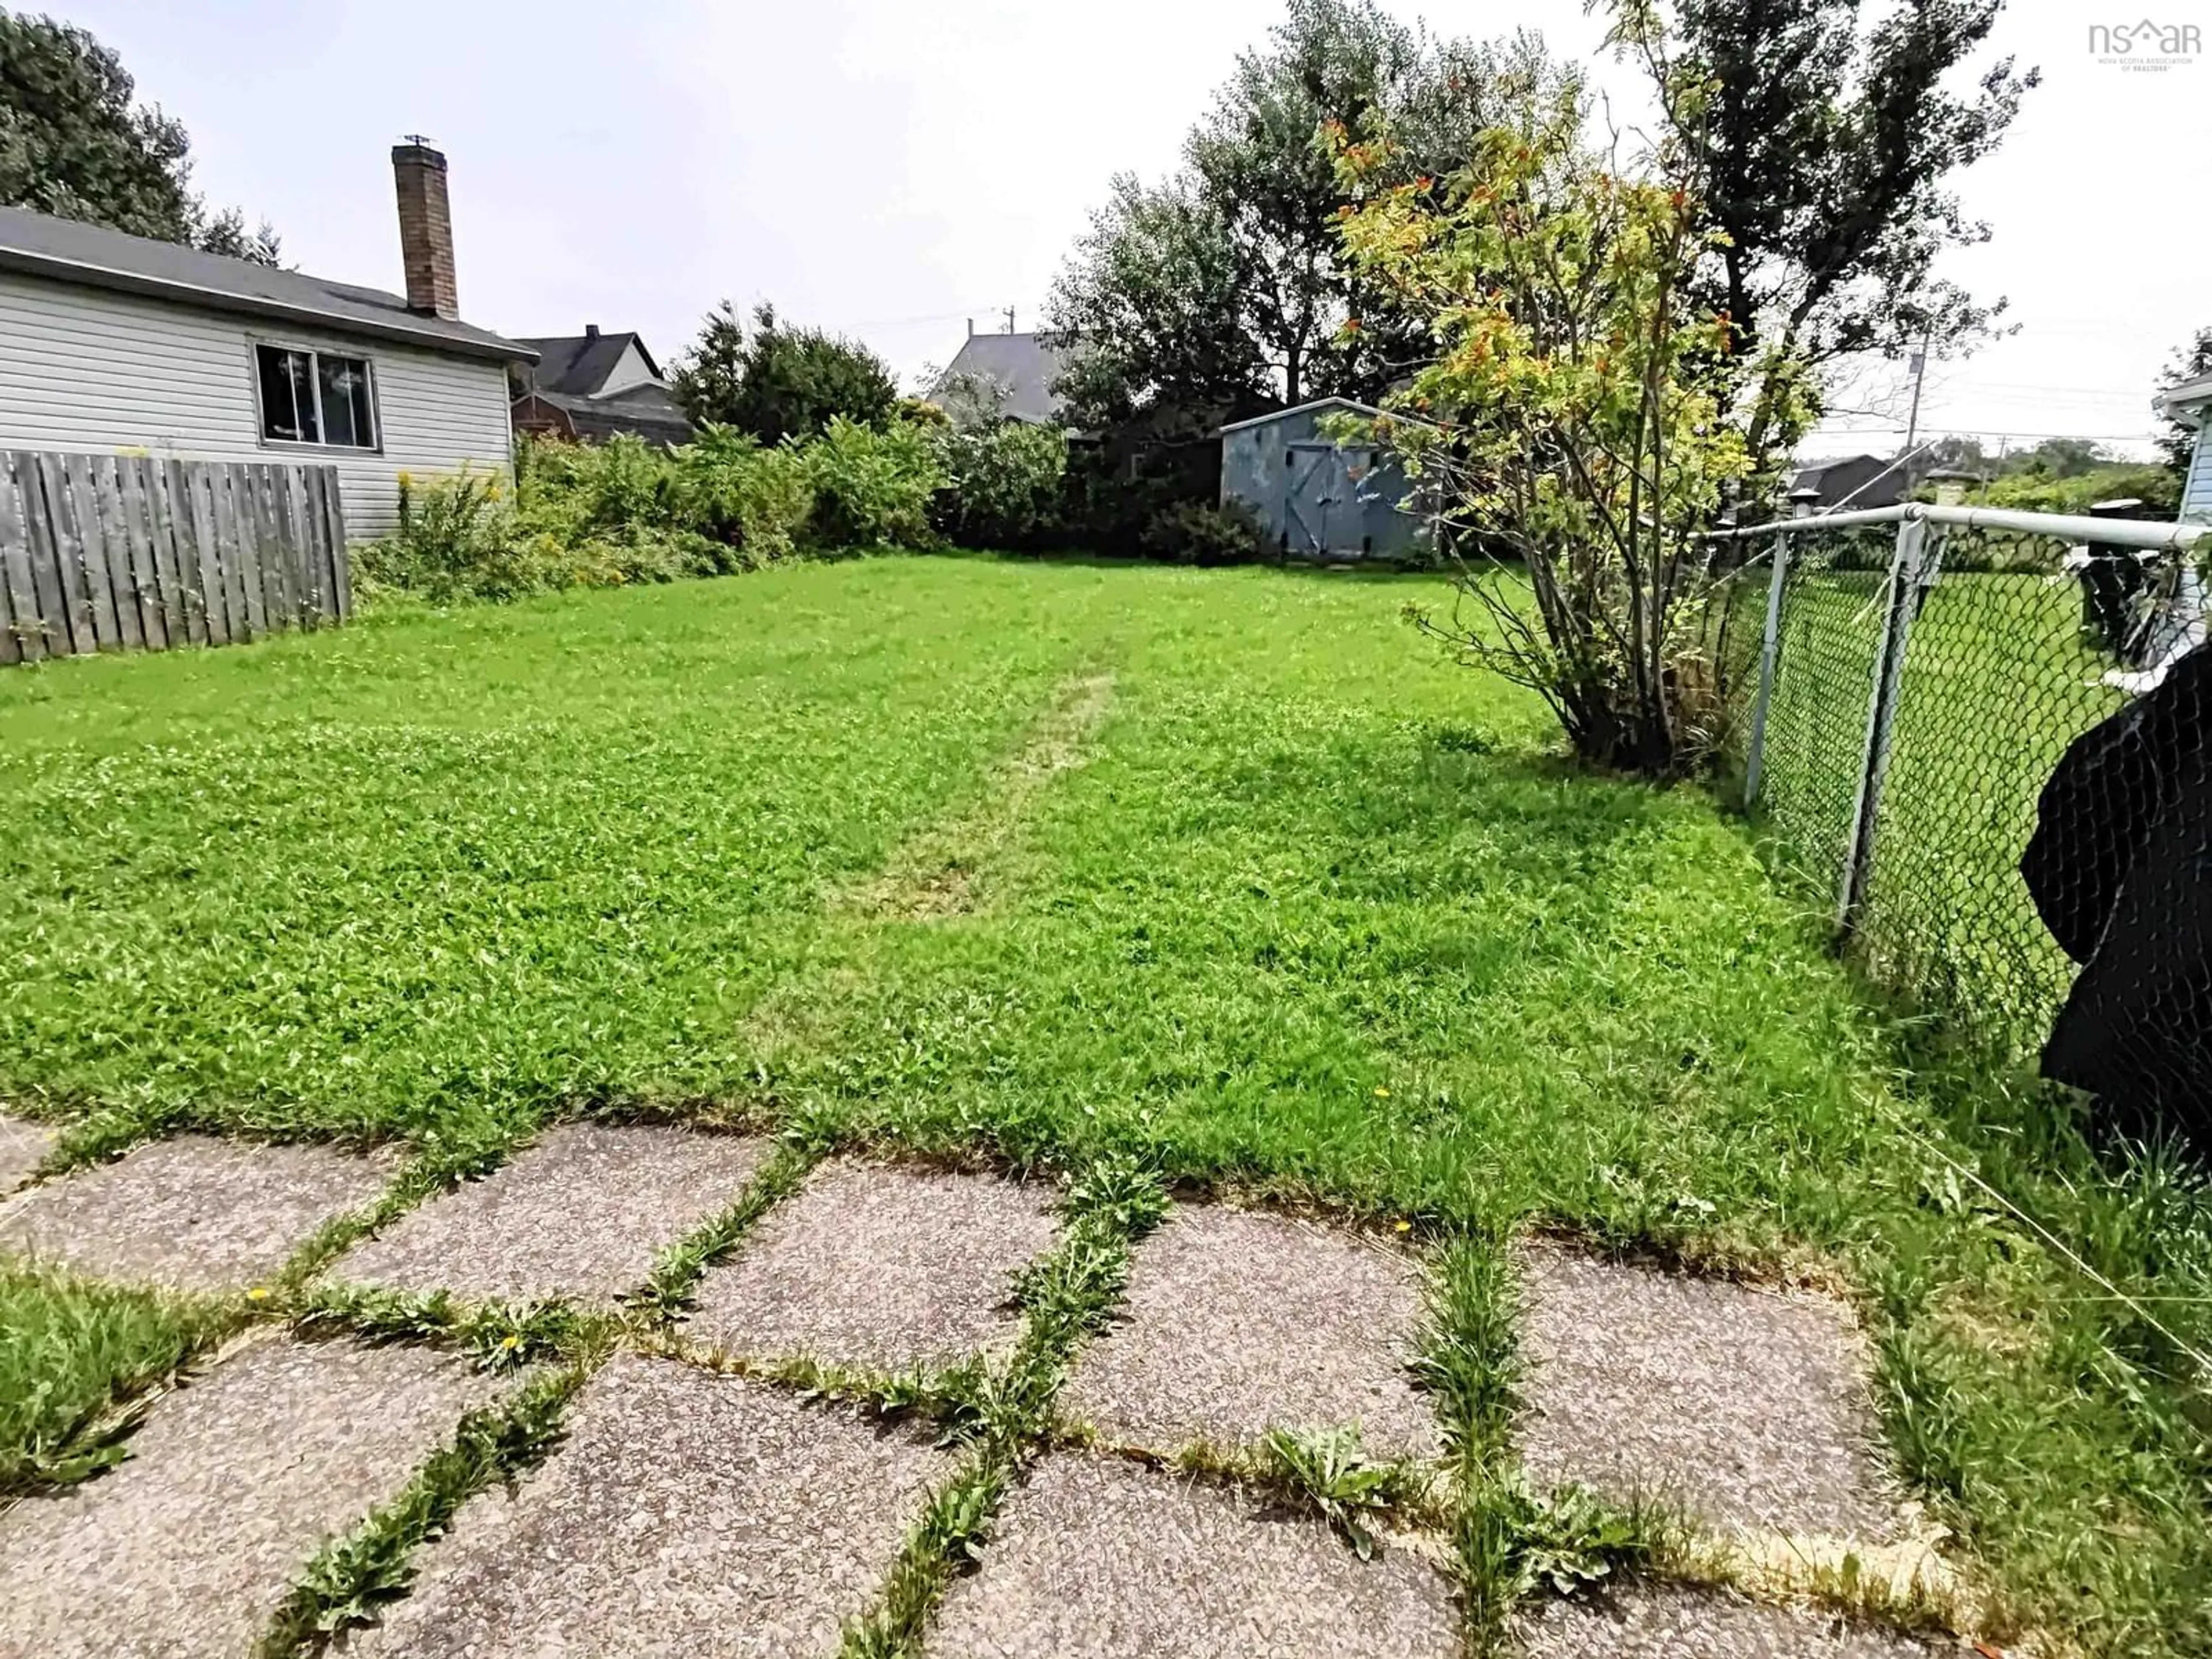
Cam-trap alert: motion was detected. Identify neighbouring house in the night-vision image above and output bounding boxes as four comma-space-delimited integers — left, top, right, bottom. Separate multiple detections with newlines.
930, 324, 1070, 425
2154, 371, 2212, 522
510, 326, 694, 446
0, 142, 532, 540
1219, 396, 1428, 560
1789, 453, 1908, 511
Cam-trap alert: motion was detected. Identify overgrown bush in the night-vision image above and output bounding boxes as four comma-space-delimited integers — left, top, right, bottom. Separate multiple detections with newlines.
1139, 499, 1267, 565
357, 470, 557, 603
801, 416, 945, 550
932, 419, 1068, 550
673, 425, 817, 566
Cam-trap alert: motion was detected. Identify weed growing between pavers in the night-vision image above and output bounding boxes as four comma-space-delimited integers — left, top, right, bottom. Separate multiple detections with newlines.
293, 1283, 608, 1375
834, 1153, 1166, 1658
634, 1137, 824, 1320
255, 1362, 587, 1657
0, 1264, 234, 1492
1418, 1233, 1665, 1653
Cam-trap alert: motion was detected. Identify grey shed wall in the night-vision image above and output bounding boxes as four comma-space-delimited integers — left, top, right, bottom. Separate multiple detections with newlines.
1220, 402, 1426, 558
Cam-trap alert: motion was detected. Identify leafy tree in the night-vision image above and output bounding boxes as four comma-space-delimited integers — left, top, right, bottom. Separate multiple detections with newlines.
1046, 1, 1574, 426
1046, 173, 1262, 433
1331, 84, 1805, 775
193, 204, 282, 267
1611, 0, 2037, 469
671, 301, 897, 444
2156, 325, 2211, 477
1997, 435, 2108, 480
0, 9, 279, 263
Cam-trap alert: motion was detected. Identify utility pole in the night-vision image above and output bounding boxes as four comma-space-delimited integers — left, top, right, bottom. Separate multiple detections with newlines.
1902, 327, 1931, 455
1004, 306, 1016, 335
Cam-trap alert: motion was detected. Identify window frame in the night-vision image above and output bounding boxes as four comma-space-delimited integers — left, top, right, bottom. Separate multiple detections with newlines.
247, 338, 383, 454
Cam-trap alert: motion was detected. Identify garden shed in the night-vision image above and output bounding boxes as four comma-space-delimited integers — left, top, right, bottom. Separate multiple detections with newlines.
1218, 396, 1427, 560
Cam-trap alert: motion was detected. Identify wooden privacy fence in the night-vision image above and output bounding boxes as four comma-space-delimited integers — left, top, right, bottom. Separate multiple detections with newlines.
0, 450, 351, 665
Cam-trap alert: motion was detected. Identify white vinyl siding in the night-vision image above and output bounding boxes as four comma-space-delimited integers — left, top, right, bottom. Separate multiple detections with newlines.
0, 268, 514, 540
2186, 418, 2212, 524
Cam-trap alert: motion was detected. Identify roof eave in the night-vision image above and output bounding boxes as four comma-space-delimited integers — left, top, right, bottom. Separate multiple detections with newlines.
0, 245, 537, 364
1216, 396, 1437, 437
2154, 372, 2212, 423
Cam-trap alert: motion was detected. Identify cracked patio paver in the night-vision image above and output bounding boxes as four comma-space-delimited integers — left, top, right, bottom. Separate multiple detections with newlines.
1060, 1203, 1438, 1456
349, 1351, 955, 1658
0, 1135, 392, 1290
0, 1114, 55, 1193
925, 1453, 1456, 1658
1514, 1581, 1938, 1657
0, 1335, 506, 1659
686, 1158, 1059, 1370
333, 1122, 770, 1305
1516, 1243, 1903, 1539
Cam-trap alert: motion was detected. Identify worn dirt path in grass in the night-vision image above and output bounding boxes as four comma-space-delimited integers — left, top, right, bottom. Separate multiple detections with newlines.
0, 1121, 1963, 1659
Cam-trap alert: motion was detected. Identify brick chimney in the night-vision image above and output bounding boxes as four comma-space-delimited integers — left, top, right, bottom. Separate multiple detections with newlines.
391, 139, 458, 320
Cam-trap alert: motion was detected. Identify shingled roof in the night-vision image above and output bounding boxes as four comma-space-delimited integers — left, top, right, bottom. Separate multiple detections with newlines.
0, 204, 532, 363
931, 332, 1069, 425
517, 331, 665, 397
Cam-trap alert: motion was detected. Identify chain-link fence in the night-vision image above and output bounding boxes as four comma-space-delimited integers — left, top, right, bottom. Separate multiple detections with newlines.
1706, 504, 2210, 1111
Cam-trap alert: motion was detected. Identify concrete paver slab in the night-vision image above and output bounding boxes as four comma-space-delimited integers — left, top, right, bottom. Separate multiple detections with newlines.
334, 1122, 770, 1305
0, 1114, 55, 1194
349, 1352, 955, 1658
0, 1135, 391, 1291
687, 1159, 1059, 1370
925, 1453, 1457, 1658
1517, 1244, 1902, 1539
1061, 1203, 1438, 1456
1515, 1582, 1937, 1657
0, 1336, 505, 1659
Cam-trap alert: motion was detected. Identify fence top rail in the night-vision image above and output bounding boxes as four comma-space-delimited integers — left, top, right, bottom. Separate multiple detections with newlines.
1710, 501, 2209, 553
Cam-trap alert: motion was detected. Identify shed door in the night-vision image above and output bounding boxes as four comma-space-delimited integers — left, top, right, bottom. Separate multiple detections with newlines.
1285, 442, 1379, 555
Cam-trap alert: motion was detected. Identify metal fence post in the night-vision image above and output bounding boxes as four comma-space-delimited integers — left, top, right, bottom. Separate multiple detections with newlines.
1741, 535, 1791, 806
1837, 514, 1941, 938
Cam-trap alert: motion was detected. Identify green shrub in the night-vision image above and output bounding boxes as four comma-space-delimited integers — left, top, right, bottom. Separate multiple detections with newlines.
1139, 499, 1267, 565
933, 419, 1069, 550
801, 416, 946, 550
362, 457, 722, 604
674, 425, 818, 566
358, 469, 555, 603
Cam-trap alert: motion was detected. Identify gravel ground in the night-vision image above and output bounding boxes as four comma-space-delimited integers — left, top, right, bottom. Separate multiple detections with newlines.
349, 1351, 955, 1658
0, 1114, 54, 1194
1060, 1203, 1439, 1456
1516, 1243, 1903, 1540
1514, 1581, 1938, 1656
685, 1158, 1059, 1370
924, 1453, 1457, 1657
332, 1122, 770, 1304
0, 1135, 392, 1290
0, 1335, 505, 1659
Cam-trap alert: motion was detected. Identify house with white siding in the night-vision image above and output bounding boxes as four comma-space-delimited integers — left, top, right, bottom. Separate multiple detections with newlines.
0, 143, 532, 541
2156, 370, 2212, 523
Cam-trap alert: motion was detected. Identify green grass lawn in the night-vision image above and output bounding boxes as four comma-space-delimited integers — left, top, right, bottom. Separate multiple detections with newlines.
2, 556, 2207, 1656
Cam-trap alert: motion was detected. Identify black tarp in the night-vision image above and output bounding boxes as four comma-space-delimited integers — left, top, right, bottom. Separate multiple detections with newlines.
2021, 642, 2212, 1143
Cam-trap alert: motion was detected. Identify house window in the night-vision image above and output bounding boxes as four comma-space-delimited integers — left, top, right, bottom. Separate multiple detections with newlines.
254, 344, 377, 449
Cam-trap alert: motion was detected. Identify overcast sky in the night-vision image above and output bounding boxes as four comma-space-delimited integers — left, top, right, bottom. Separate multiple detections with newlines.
55, 0, 2205, 459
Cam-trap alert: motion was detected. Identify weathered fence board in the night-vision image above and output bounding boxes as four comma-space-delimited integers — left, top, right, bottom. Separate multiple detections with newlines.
0, 457, 35, 664
0, 450, 347, 665
21, 454, 71, 656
